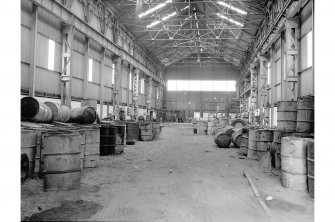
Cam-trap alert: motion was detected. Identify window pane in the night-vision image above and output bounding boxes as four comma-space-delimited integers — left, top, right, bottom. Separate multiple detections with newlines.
88, 59, 93, 82
129, 73, 132, 90
167, 80, 177, 91
226, 81, 236, 91
189, 81, 201, 91
201, 81, 213, 91
112, 64, 115, 84
140, 78, 145, 94
267, 62, 271, 85
307, 31, 313, 67
48, 39, 55, 71
177, 80, 189, 91
214, 81, 226, 91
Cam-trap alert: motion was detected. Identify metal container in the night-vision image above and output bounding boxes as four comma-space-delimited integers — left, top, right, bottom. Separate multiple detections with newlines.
21, 129, 37, 177
100, 125, 116, 156
126, 122, 139, 145
281, 137, 311, 190
256, 129, 273, 161
83, 126, 100, 168
214, 126, 234, 148
277, 101, 297, 132
45, 102, 71, 122
296, 96, 314, 133
247, 130, 259, 160
70, 107, 96, 124
21, 97, 53, 122
153, 123, 160, 140
231, 130, 243, 148
114, 123, 126, 154
239, 136, 248, 156
307, 139, 314, 197
140, 122, 153, 141
42, 132, 81, 191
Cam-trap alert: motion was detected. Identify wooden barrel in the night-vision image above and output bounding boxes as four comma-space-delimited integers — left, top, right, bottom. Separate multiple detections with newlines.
140, 122, 153, 141
42, 132, 81, 191
83, 126, 100, 168
114, 124, 126, 154
296, 97, 314, 133
281, 137, 311, 190
153, 123, 160, 140
231, 130, 243, 148
21, 129, 37, 177
307, 139, 314, 197
239, 136, 249, 156
126, 122, 139, 145
45, 102, 71, 122
70, 107, 96, 124
100, 125, 117, 156
256, 129, 273, 161
271, 130, 291, 170
277, 101, 297, 132
247, 130, 259, 160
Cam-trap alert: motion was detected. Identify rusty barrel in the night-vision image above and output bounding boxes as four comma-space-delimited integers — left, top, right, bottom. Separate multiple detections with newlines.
271, 130, 291, 170
126, 122, 139, 145
277, 101, 297, 132
231, 129, 243, 148
214, 125, 234, 148
114, 123, 126, 154
21, 129, 37, 177
83, 126, 100, 168
153, 123, 160, 140
140, 122, 153, 141
45, 102, 71, 122
70, 107, 96, 124
42, 132, 81, 191
21, 97, 53, 123
296, 96, 314, 133
239, 135, 249, 156
307, 139, 314, 197
256, 129, 273, 161
100, 125, 117, 156
281, 137, 312, 190
247, 130, 259, 160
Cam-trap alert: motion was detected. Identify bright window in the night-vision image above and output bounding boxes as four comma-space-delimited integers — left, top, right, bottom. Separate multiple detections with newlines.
177, 80, 189, 91
307, 31, 313, 67
190, 81, 201, 91
267, 62, 271, 85
167, 80, 236, 91
140, 78, 145, 94
88, 59, 93, 82
168, 80, 177, 90
201, 81, 213, 91
47, 39, 55, 71
214, 81, 226, 91
112, 63, 115, 84
129, 72, 132, 90
226, 81, 236, 91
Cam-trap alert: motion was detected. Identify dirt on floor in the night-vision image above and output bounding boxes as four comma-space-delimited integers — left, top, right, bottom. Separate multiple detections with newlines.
21, 125, 314, 222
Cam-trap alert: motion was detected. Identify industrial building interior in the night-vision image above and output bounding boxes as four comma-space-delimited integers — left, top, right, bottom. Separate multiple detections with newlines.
12, 0, 327, 221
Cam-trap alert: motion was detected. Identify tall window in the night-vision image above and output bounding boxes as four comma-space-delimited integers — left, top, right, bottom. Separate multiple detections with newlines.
129, 72, 132, 90
267, 62, 271, 85
307, 31, 313, 68
167, 80, 177, 91
140, 78, 145, 94
47, 39, 55, 71
88, 59, 93, 82
111, 64, 115, 84
167, 80, 236, 91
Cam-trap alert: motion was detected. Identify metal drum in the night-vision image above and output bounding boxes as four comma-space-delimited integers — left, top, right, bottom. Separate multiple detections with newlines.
126, 122, 139, 145
21, 97, 53, 123
140, 122, 153, 141
42, 132, 81, 191
70, 107, 96, 124
239, 135, 248, 156
21, 129, 37, 177
281, 137, 312, 190
153, 123, 160, 140
214, 126, 234, 148
231, 130, 243, 148
114, 123, 126, 154
45, 102, 71, 122
100, 125, 117, 156
83, 126, 100, 168
307, 139, 314, 197
277, 101, 297, 132
296, 96, 314, 133
271, 130, 291, 170
247, 130, 259, 160
256, 129, 273, 161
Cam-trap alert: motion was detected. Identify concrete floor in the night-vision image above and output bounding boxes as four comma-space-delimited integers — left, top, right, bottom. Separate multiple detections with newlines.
21, 125, 314, 222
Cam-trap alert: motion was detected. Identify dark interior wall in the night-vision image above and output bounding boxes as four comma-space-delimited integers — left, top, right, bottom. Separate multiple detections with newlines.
163, 65, 240, 112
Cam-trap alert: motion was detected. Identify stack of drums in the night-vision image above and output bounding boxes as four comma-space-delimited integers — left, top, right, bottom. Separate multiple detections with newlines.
247, 130, 259, 160
153, 123, 160, 140
271, 130, 291, 169
70, 107, 96, 124
21, 129, 37, 179
100, 125, 117, 156
256, 129, 273, 161
42, 132, 81, 191
214, 125, 234, 148
239, 135, 249, 156
114, 123, 126, 154
281, 137, 311, 190
126, 122, 139, 145
307, 139, 314, 197
231, 129, 243, 148
83, 126, 100, 168
296, 96, 314, 133
21, 97, 53, 123
44, 102, 71, 122
277, 101, 297, 132
139, 122, 153, 141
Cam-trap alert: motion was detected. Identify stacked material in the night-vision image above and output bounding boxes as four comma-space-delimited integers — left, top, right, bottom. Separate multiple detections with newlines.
296, 96, 314, 133
214, 125, 234, 148
247, 130, 259, 160
21, 97, 53, 123
277, 101, 298, 132
231, 129, 243, 148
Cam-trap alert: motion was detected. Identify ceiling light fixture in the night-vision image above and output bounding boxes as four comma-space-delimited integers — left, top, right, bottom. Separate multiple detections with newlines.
146, 11, 177, 28
217, 13, 243, 27
218, 2, 247, 15
139, 0, 172, 18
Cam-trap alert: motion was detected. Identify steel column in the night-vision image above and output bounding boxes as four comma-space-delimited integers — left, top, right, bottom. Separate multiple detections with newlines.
28, 4, 38, 97
99, 47, 105, 118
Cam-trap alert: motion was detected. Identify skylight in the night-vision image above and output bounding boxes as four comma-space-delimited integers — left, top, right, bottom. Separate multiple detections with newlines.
217, 13, 243, 27
218, 2, 247, 15
146, 11, 177, 28
138, 0, 172, 18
